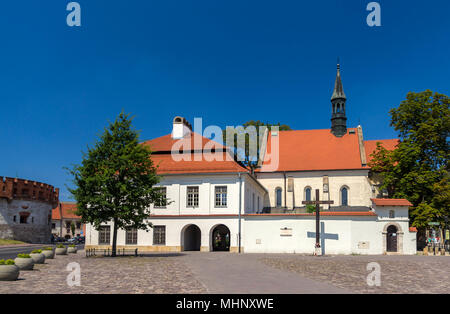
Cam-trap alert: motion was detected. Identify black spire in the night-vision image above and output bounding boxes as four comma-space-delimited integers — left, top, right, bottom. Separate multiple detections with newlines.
331, 61, 347, 137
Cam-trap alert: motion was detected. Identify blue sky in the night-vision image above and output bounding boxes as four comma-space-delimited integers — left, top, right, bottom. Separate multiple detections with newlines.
0, 0, 449, 201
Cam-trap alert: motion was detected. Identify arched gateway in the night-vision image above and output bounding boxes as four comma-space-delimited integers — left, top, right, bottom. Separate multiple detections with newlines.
182, 224, 201, 251
211, 224, 230, 251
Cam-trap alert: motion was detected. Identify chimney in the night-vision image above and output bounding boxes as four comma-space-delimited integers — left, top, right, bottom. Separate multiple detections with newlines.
171, 116, 192, 139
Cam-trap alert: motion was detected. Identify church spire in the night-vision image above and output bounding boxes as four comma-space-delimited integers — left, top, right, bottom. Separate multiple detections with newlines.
331, 62, 346, 101
330, 61, 348, 137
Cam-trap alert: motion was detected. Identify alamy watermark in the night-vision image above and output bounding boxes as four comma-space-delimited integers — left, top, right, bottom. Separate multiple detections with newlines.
366, 262, 381, 287
169, 117, 280, 171
66, 262, 81, 287
366, 2, 381, 27
66, 2, 81, 27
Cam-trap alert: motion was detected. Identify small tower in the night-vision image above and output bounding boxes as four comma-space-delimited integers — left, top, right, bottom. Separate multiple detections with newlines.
330, 62, 347, 137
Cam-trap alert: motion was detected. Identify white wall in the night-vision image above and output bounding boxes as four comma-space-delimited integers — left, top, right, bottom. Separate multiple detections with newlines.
256, 170, 374, 208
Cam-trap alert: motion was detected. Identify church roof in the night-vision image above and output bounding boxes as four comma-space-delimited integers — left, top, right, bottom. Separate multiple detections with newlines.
364, 139, 399, 164
141, 132, 248, 175
259, 128, 365, 172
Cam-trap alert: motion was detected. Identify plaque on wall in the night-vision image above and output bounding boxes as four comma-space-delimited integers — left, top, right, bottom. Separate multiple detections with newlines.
280, 227, 292, 236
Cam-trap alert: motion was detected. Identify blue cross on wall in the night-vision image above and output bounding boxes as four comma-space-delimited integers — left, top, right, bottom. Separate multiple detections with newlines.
307, 222, 339, 255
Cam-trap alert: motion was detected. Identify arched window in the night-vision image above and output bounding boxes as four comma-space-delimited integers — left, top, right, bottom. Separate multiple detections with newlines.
275, 187, 282, 207
305, 187, 312, 202
341, 186, 348, 206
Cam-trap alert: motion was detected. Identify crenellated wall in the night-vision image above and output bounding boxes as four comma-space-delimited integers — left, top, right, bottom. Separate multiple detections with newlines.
0, 177, 59, 243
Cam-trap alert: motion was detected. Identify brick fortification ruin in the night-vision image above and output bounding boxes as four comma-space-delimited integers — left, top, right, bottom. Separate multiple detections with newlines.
0, 177, 59, 243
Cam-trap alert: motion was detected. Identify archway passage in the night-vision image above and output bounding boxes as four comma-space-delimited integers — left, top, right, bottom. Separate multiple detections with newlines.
212, 224, 230, 251
183, 225, 201, 251
387, 225, 398, 252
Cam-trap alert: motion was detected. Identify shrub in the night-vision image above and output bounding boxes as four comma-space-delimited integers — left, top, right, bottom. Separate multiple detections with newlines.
17, 254, 31, 258
31, 249, 42, 254
0, 259, 15, 265
69, 244, 76, 248
57, 244, 66, 248
43, 247, 53, 251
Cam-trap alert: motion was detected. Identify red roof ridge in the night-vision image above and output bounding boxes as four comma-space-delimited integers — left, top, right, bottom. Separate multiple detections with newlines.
371, 198, 413, 206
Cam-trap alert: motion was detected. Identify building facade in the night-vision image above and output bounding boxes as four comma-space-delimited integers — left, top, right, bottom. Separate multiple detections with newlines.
85, 64, 417, 255
52, 202, 85, 239
0, 177, 59, 243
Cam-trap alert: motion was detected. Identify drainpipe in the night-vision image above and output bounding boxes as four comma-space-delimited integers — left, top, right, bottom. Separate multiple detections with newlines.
238, 172, 242, 253
283, 172, 287, 209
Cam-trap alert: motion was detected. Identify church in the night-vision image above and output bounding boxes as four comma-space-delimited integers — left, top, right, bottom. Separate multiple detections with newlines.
85, 64, 417, 255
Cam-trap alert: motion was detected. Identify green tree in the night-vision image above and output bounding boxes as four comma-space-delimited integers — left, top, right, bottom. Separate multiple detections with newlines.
369, 90, 450, 230
222, 120, 291, 171
68, 112, 164, 256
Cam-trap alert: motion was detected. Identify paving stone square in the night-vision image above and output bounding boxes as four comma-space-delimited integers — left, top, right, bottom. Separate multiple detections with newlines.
0, 250, 206, 294
1, 250, 449, 294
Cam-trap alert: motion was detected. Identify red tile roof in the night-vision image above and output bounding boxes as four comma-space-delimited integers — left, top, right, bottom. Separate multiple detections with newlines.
364, 139, 399, 164
141, 132, 249, 175
371, 198, 413, 206
152, 152, 248, 174
260, 128, 364, 172
409, 227, 418, 232
142, 132, 225, 153
52, 202, 80, 220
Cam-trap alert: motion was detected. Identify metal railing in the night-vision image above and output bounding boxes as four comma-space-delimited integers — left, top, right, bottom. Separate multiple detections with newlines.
85, 248, 138, 257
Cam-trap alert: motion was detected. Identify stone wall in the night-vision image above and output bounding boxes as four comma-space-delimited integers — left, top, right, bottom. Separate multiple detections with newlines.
0, 177, 59, 244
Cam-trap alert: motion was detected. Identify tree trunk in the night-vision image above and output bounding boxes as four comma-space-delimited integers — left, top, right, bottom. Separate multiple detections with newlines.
111, 218, 118, 257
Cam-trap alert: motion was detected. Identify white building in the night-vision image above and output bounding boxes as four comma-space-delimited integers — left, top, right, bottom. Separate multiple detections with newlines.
85, 65, 417, 255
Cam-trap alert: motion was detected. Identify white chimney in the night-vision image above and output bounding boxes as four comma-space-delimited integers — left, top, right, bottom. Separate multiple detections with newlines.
171, 116, 192, 139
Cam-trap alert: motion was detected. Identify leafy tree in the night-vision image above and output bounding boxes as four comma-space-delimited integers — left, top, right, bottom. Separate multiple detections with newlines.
369, 90, 449, 230
68, 112, 164, 256
222, 120, 291, 171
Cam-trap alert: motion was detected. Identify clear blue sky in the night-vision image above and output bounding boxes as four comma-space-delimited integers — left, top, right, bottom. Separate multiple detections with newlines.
0, 1, 449, 201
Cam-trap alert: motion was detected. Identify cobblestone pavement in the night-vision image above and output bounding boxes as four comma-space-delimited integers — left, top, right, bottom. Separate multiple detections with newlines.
0, 250, 206, 294
2, 251, 449, 294
260, 254, 450, 294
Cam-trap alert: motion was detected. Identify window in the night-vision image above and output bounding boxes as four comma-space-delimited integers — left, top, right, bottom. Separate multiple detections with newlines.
126, 228, 138, 245
341, 187, 348, 206
252, 193, 255, 211
98, 226, 110, 245
13, 215, 16, 222
76, 222, 81, 229
51, 223, 56, 229
389, 210, 395, 218
153, 226, 166, 245
154, 187, 167, 208
19, 213, 29, 224
187, 186, 199, 207
275, 188, 282, 207
305, 187, 312, 202
215, 186, 227, 207
257, 196, 260, 212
